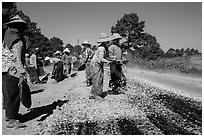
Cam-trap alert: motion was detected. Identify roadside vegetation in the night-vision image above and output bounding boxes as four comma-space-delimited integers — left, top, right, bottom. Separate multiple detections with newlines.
126, 54, 202, 77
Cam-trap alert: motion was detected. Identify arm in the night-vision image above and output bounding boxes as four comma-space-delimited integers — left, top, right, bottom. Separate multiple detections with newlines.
83, 49, 89, 63
108, 45, 117, 60
12, 41, 27, 74
33, 55, 37, 68
61, 55, 66, 65
52, 62, 57, 75
98, 47, 111, 63
85, 49, 89, 59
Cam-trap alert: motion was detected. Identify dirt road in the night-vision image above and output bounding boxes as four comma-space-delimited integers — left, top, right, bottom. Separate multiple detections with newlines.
2, 71, 87, 135
1, 67, 202, 135
127, 68, 202, 99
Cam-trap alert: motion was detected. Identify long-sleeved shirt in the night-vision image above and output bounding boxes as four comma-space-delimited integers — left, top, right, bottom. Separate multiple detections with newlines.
25, 57, 30, 67
29, 53, 37, 68
83, 47, 94, 63
61, 54, 72, 65
108, 44, 122, 60
50, 57, 62, 73
2, 40, 27, 78
91, 46, 110, 64
50, 57, 61, 64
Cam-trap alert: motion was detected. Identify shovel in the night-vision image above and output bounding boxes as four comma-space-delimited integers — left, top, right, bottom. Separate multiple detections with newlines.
40, 73, 50, 83
68, 63, 86, 78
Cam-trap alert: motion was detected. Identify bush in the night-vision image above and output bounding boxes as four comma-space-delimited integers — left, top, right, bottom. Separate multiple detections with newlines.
132, 57, 202, 76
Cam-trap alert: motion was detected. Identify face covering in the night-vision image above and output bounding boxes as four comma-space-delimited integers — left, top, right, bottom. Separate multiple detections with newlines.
3, 27, 22, 49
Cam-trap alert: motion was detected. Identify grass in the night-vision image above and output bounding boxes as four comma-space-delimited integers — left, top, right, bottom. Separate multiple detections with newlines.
126, 55, 202, 76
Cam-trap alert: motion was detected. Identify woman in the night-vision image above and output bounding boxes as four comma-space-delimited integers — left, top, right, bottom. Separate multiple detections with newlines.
108, 33, 127, 94
81, 40, 94, 86
54, 50, 61, 59
2, 15, 28, 128
61, 48, 72, 76
29, 50, 40, 84
89, 33, 112, 99
25, 53, 31, 83
50, 57, 64, 83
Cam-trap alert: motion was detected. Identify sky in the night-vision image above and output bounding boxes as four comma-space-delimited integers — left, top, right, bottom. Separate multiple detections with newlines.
16, 1, 202, 52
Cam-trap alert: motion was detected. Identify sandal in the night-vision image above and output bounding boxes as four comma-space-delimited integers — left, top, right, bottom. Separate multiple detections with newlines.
7, 119, 27, 129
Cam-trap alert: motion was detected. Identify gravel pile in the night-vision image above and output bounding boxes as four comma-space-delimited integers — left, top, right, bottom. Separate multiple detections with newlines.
31, 71, 202, 135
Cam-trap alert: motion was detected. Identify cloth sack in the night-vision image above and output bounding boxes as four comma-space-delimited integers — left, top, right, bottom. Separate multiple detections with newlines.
18, 76, 32, 108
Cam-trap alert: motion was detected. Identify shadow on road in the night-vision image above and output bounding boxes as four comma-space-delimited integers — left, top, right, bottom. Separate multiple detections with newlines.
31, 89, 44, 95
21, 99, 69, 123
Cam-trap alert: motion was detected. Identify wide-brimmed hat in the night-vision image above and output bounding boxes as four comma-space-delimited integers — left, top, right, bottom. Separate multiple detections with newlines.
54, 50, 61, 55
3, 15, 27, 26
111, 33, 122, 40
63, 48, 70, 53
44, 56, 51, 61
97, 33, 112, 43
81, 40, 92, 47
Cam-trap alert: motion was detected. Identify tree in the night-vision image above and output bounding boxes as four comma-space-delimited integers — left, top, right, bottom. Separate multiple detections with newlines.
164, 48, 176, 58
194, 49, 200, 55
150, 43, 164, 60
131, 33, 164, 60
49, 37, 64, 52
185, 48, 190, 56
175, 49, 183, 57
180, 48, 184, 54
111, 13, 164, 60
190, 48, 195, 55
2, 2, 18, 25
72, 45, 82, 57
17, 11, 51, 57
111, 13, 145, 47
3, 2, 72, 58
139, 45, 152, 59
2, 3, 51, 57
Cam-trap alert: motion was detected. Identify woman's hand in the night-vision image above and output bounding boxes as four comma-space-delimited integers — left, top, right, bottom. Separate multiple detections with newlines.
106, 60, 111, 64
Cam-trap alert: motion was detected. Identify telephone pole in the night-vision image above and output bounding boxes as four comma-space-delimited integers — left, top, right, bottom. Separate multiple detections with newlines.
77, 38, 79, 46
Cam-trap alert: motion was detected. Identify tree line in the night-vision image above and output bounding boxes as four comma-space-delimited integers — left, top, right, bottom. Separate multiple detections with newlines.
111, 13, 201, 60
2, 2, 201, 60
163, 48, 200, 58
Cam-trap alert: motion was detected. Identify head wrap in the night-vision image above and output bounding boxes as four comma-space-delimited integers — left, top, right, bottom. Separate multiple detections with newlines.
3, 27, 23, 49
